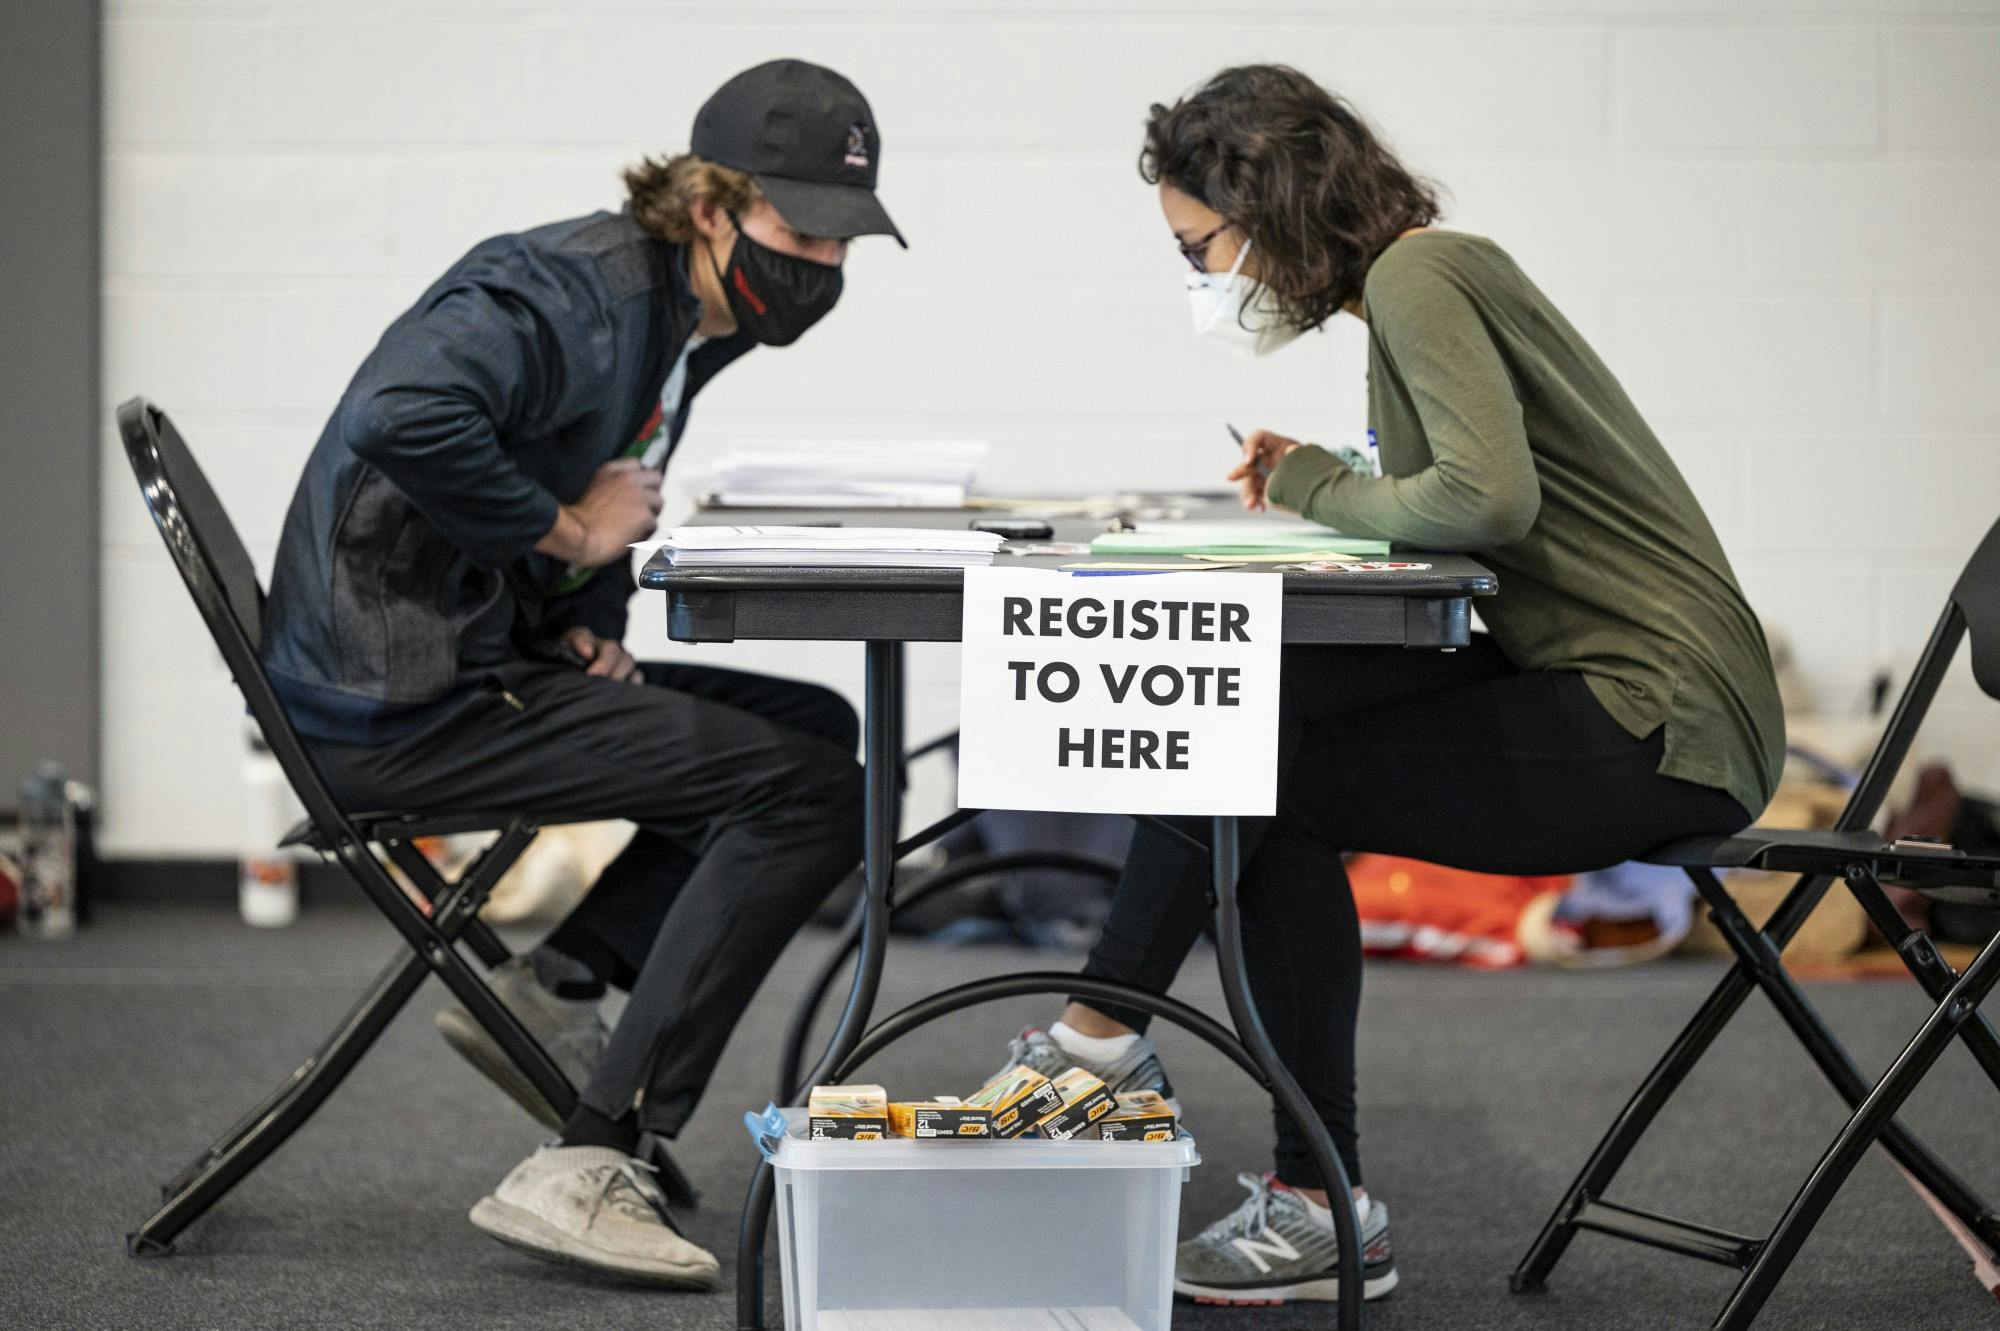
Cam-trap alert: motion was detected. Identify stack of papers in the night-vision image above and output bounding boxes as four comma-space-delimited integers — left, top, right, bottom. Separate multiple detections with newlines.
701, 439, 987, 509
638, 526, 1006, 569
1090, 519, 1390, 558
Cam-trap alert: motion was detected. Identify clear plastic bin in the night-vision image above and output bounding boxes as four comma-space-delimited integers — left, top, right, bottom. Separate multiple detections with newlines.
767, 1110, 1200, 1331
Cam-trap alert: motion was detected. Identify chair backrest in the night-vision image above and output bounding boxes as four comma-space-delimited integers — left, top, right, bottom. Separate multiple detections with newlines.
1952, 514, 2000, 702
118, 398, 266, 651
115, 396, 354, 835
1836, 512, 2000, 832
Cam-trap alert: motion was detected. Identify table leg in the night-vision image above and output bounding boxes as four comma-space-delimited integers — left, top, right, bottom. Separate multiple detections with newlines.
887, 640, 907, 801
736, 639, 902, 1330
1211, 815, 1365, 1329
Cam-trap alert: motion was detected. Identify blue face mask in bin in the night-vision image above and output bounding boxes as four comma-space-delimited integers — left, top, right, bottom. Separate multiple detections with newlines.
744, 1103, 789, 1161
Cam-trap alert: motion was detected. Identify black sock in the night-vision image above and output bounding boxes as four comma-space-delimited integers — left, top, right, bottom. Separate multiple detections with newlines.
561, 1102, 640, 1155
530, 943, 608, 1002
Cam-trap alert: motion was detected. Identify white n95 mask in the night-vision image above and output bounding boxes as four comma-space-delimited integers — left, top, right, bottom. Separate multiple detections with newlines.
1185, 239, 1303, 358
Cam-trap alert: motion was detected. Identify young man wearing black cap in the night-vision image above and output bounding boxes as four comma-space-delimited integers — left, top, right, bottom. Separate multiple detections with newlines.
259, 60, 903, 1286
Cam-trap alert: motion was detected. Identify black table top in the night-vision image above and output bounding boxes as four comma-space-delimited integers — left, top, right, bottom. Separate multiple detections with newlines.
638, 500, 1495, 646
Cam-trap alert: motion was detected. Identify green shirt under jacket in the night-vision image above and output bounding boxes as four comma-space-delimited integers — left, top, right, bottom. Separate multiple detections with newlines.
1266, 230, 1784, 818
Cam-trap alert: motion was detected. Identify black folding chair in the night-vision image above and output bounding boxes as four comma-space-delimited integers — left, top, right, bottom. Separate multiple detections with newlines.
1513, 514, 2000, 1328
117, 397, 692, 1257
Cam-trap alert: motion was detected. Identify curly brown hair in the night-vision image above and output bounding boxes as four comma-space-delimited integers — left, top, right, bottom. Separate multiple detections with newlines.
1141, 65, 1442, 331
622, 153, 764, 243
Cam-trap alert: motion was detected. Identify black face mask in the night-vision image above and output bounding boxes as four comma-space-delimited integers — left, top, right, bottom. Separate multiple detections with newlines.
710, 214, 843, 346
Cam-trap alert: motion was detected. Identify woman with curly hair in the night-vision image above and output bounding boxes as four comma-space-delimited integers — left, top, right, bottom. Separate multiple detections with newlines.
992, 65, 1784, 1308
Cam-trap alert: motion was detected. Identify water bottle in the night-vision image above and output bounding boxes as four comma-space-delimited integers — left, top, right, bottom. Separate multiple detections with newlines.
240, 733, 299, 928
19, 761, 77, 939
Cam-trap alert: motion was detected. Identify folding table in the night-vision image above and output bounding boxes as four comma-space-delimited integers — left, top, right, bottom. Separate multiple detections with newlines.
639, 506, 1495, 1330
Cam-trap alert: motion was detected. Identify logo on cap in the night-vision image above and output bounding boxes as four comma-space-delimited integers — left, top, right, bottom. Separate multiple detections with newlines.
844, 123, 870, 169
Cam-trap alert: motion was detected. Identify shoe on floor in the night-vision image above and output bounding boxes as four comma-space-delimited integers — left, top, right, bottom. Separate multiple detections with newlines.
996, 1025, 1179, 1112
1174, 1172, 1398, 1305
469, 1142, 719, 1289
436, 955, 607, 1130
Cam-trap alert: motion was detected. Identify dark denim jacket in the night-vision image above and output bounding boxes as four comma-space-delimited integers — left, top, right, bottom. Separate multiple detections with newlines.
261, 211, 753, 744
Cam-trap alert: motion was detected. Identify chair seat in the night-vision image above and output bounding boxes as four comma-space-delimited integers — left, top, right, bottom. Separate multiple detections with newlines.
279, 809, 542, 852
1645, 826, 2000, 907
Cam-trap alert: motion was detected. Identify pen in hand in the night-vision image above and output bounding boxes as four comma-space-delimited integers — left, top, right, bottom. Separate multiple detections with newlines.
1226, 423, 1270, 478
1227, 422, 1273, 512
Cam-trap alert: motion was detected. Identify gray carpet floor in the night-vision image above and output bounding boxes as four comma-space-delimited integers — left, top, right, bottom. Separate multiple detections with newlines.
3, 901, 1997, 1331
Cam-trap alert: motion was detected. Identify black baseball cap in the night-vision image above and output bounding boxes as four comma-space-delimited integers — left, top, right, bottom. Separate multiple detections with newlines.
691, 59, 906, 249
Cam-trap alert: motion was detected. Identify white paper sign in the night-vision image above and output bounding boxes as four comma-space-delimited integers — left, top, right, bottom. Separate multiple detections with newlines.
956, 566, 1283, 816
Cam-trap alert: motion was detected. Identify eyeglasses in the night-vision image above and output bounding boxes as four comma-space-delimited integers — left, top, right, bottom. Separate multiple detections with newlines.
1178, 222, 1232, 272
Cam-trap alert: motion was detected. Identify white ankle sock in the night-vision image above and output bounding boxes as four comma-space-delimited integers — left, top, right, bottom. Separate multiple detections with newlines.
1050, 1020, 1139, 1064
1298, 1187, 1369, 1230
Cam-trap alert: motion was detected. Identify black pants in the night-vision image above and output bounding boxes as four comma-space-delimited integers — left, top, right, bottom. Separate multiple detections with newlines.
1078, 635, 1751, 1190
310, 659, 863, 1137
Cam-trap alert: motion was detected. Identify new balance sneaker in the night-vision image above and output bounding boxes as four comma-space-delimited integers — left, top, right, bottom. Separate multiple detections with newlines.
995, 1026, 1179, 1112
1174, 1172, 1398, 1305
436, 955, 608, 1129
469, 1142, 719, 1289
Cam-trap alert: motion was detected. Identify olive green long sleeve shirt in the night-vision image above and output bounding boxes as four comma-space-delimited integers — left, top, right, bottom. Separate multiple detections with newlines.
1267, 231, 1784, 817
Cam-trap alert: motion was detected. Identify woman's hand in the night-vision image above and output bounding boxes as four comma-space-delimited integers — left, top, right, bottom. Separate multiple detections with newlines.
561, 626, 642, 683
1227, 429, 1304, 511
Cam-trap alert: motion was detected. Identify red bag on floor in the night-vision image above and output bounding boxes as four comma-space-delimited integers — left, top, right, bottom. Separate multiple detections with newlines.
1348, 854, 1571, 969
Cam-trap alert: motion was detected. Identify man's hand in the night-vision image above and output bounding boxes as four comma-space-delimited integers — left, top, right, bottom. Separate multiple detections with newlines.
561, 627, 642, 684
536, 458, 665, 568
1226, 428, 1305, 512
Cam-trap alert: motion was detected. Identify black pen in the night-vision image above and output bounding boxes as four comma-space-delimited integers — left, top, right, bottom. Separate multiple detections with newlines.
1227, 423, 1270, 477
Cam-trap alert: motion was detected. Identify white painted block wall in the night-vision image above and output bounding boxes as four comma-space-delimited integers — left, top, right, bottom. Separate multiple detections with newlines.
100, 2, 2000, 855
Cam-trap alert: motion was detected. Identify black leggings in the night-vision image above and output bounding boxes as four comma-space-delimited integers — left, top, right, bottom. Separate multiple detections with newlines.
1076, 635, 1752, 1190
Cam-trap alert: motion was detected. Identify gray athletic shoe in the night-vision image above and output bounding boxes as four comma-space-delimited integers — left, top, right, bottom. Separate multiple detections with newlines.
1174, 1172, 1398, 1306
470, 1142, 718, 1289
997, 1026, 1180, 1112
436, 955, 607, 1129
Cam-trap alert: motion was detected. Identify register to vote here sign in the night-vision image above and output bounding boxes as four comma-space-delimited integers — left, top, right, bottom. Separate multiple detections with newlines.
956, 566, 1282, 816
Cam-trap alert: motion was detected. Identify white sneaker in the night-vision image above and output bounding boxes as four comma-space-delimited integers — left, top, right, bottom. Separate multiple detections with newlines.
469, 1142, 719, 1289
